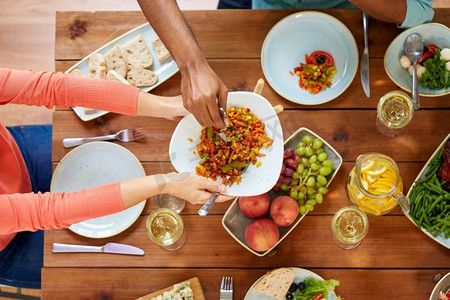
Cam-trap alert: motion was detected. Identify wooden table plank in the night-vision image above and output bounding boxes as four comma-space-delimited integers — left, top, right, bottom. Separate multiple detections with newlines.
41, 268, 450, 299
44, 215, 449, 269
52, 110, 450, 162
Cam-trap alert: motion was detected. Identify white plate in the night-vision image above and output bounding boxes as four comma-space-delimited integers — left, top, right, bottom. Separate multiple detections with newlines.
430, 272, 450, 300
261, 11, 358, 105
66, 22, 179, 121
406, 133, 450, 249
245, 267, 337, 300
384, 23, 450, 97
50, 142, 146, 238
169, 91, 284, 196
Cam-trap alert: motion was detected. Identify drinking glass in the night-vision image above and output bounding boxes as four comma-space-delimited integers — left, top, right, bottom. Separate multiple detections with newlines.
146, 208, 186, 251
153, 193, 185, 213
376, 91, 414, 137
331, 206, 369, 250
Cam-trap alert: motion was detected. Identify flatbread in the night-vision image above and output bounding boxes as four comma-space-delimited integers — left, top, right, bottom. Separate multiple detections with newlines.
104, 44, 128, 78
152, 37, 171, 63
126, 65, 158, 87
87, 53, 106, 79
121, 34, 153, 69
106, 70, 131, 85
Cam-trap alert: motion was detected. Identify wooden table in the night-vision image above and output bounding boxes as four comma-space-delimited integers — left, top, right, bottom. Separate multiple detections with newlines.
44, 9, 450, 299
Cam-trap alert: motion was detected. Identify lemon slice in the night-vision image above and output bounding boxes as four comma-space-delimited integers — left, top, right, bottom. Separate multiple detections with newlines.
359, 200, 383, 216
366, 162, 387, 176
361, 160, 375, 173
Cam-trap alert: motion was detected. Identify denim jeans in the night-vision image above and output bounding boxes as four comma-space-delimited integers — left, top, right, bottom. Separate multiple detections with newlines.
0, 125, 52, 289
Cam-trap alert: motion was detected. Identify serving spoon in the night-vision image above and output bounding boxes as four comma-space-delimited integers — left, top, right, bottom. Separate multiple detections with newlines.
404, 33, 423, 110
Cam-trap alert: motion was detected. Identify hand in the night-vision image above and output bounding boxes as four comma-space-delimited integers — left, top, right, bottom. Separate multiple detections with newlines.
162, 172, 235, 205
180, 62, 229, 129
163, 95, 190, 121
137, 92, 189, 121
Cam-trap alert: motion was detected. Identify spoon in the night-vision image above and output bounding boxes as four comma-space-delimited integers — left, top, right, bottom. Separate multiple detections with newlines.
404, 33, 423, 110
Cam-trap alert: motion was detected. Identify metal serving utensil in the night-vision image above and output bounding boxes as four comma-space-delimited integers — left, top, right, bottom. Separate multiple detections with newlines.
404, 33, 423, 110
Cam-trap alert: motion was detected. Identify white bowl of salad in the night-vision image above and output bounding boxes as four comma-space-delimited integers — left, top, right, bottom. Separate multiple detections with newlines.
384, 23, 450, 97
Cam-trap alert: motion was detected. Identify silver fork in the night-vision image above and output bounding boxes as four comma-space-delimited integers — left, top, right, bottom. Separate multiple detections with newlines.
63, 128, 146, 148
220, 276, 233, 300
198, 163, 249, 216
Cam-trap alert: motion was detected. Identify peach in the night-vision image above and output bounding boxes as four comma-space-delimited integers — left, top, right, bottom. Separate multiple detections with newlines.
239, 193, 271, 219
245, 218, 280, 252
269, 195, 299, 227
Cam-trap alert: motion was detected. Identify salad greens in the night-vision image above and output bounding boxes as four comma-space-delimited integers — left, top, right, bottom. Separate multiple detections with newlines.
294, 277, 340, 300
419, 49, 450, 90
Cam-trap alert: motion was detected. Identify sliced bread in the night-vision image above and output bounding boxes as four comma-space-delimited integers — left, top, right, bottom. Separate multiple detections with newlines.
69, 68, 83, 77
152, 37, 171, 63
87, 53, 107, 79
121, 34, 153, 69
104, 44, 128, 78
126, 65, 158, 87
253, 268, 295, 300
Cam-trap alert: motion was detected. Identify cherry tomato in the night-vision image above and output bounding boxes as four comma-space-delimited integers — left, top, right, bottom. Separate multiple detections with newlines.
425, 44, 439, 55
311, 293, 323, 300
308, 51, 334, 66
417, 51, 433, 65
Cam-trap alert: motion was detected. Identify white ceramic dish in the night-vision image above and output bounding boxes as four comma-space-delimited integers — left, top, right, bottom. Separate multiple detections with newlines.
51, 142, 146, 238
169, 91, 284, 197
430, 272, 450, 300
261, 11, 358, 105
244, 267, 337, 300
66, 22, 179, 121
384, 23, 450, 97
406, 133, 450, 249
222, 127, 343, 256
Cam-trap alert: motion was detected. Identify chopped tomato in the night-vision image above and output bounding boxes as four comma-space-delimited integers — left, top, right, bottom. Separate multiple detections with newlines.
426, 44, 439, 54
417, 51, 434, 65
311, 293, 323, 300
308, 51, 334, 67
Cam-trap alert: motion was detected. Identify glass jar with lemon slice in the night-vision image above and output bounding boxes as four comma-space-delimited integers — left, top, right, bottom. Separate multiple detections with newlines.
346, 153, 410, 216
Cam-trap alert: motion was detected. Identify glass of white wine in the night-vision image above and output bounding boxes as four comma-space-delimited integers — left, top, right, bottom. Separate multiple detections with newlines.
146, 208, 186, 251
331, 206, 369, 250
376, 90, 414, 137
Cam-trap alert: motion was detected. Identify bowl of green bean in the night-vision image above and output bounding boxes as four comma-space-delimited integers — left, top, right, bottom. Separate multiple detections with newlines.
406, 133, 450, 249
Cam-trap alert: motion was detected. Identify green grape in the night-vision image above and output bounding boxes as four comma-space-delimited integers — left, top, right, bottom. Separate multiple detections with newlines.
322, 159, 334, 168
310, 162, 320, 171
306, 187, 315, 195
315, 148, 325, 154
306, 176, 316, 187
299, 205, 307, 215
318, 187, 329, 194
292, 171, 300, 180
296, 164, 304, 173
312, 138, 324, 150
317, 175, 328, 186
290, 189, 298, 199
302, 135, 313, 144
304, 146, 314, 157
306, 199, 317, 206
305, 203, 314, 211
301, 157, 309, 166
309, 155, 317, 163
318, 152, 328, 162
302, 169, 309, 177
280, 183, 290, 191
292, 178, 299, 186
296, 142, 305, 148
297, 191, 305, 201
319, 166, 332, 176
315, 193, 323, 204
295, 147, 305, 156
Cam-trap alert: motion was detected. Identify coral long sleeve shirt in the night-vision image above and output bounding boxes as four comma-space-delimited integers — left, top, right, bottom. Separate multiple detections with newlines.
0, 68, 141, 250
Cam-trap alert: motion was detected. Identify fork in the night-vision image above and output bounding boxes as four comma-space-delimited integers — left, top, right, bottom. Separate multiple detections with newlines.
198, 163, 250, 216
63, 128, 146, 148
220, 276, 233, 300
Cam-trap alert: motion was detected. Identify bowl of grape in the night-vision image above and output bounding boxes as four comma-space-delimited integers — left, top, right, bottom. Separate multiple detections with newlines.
222, 127, 342, 256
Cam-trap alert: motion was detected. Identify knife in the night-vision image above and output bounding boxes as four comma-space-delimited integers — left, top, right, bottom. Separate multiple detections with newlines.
360, 11, 370, 98
52, 242, 145, 256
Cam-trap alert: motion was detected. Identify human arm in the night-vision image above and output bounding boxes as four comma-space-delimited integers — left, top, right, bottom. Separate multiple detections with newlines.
137, 0, 228, 128
0, 68, 188, 120
0, 173, 232, 236
350, 0, 434, 28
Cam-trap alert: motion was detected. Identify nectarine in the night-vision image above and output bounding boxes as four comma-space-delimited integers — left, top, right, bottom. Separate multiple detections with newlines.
270, 195, 299, 227
245, 218, 279, 252
239, 193, 270, 219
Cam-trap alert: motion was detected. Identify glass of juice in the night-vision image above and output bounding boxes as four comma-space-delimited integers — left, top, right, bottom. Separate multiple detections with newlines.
331, 206, 369, 250
146, 208, 186, 251
376, 91, 414, 137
